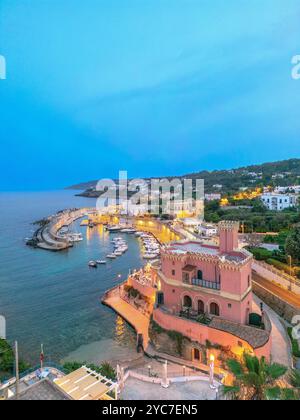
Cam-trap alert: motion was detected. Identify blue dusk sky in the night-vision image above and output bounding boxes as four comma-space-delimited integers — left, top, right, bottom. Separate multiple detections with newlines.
0, 0, 300, 190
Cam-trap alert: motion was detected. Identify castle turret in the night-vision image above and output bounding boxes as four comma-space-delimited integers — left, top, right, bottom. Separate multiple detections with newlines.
218, 221, 240, 253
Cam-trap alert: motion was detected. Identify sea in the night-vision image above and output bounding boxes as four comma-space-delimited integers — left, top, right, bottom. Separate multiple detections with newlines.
0, 190, 144, 366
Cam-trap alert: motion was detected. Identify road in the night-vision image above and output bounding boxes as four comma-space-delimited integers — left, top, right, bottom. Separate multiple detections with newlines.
252, 272, 300, 309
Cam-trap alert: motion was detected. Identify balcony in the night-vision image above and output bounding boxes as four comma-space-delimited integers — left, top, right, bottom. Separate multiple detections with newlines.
191, 278, 220, 290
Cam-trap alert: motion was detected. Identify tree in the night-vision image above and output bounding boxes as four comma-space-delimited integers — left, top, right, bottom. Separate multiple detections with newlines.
223, 353, 289, 400
285, 225, 300, 264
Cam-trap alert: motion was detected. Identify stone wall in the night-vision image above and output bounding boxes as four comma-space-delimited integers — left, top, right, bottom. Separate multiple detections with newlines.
253, 282, 300, 322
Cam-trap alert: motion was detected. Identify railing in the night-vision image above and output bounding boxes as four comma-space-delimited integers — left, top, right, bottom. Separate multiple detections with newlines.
191, 278, 220, 290
253, 260, 300, 286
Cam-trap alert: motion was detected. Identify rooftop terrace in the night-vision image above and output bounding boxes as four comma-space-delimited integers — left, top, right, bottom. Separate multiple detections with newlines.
164, 241, 250, 263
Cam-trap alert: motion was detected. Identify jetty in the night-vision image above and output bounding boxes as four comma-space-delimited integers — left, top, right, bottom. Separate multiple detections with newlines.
27, 207, 94, 251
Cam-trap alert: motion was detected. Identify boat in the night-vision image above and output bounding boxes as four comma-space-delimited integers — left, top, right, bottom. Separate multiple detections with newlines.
143, 253, 160, 259
97, 260, 106, 264
120, 228, 136, 233
107, 225, 122, 232
68, 233, 83, 242
88, 260, 97, 267
106, 254, 117, 259
114, 251, 123, 256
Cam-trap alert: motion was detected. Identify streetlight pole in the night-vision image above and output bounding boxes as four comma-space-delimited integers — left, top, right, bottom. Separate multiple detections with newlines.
15, 341, 19, 399
288, 255, 293, 291
209, 354, 216, 389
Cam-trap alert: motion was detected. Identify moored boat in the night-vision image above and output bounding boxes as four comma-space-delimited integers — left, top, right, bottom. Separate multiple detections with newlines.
88, 260, 97, 267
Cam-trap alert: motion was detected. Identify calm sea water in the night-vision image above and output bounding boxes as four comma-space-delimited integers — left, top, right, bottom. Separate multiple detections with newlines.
0, 190, 143, 365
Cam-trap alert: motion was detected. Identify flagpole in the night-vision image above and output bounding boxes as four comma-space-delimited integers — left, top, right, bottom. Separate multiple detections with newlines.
40, 344, 44, 371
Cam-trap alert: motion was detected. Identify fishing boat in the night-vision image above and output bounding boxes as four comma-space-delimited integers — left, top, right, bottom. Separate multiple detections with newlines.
106, 254, 117, 259
97, 260, 106, 264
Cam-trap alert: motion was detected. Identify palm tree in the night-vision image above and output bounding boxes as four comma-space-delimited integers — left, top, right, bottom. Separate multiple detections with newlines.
289, 369, 300, 398
223, 353, 289, 400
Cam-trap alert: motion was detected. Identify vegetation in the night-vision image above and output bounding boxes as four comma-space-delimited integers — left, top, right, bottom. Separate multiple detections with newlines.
285, 225, 300, 264
289, 369, 300, 392
0, 339, 14, 376
70, 158, 300, 194
124, 285, 141, 299
287, 327, 300, 358
196, 314, 211, 325
0, 339, 30, 381
248, 246, 300, 278
167, 331, 184, 356
223, 353, 296, 400
205, 199, 300, 233
62, 361, 116, 380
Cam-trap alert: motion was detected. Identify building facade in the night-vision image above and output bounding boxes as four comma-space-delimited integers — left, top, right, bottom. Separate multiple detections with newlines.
261, 193, 298, 211
152, 221, 271, 361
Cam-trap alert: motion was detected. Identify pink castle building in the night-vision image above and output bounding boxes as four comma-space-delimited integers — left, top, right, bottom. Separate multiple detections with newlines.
152, 221, 271, 362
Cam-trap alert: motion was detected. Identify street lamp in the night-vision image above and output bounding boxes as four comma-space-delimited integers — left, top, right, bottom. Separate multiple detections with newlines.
288, 255, 293, 291
209, 354, 216, 389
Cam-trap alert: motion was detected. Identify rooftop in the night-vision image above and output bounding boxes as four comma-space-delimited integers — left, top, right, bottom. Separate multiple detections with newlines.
164, 241, 249, 263
10, 379, 70, 400
54, 366, 117, 400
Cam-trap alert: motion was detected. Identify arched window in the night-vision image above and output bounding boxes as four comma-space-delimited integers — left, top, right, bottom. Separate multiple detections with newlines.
183, 295, 192, 308
197, 300, 205, 315
197, 270, 203, 280
210, 302, 220, 316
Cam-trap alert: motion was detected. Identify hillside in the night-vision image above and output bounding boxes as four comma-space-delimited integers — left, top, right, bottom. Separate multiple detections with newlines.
66, 158, 300, 195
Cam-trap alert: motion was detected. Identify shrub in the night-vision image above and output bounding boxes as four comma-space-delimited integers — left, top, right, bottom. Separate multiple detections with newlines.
167, 331, 184, 355
62, 361, 116, 380
287, 327, 300, 358
196, 314, 211, 325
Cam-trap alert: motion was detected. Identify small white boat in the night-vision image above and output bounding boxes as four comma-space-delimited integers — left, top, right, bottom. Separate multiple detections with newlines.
143, 253, 160, 259
107, 254, 117, 259
114, 251, 123, 256
121, 228, 136, 233
97, 260, 106, 264
107, 225, 122, 232
68, 233, 83, 242
88, 260, 97, 267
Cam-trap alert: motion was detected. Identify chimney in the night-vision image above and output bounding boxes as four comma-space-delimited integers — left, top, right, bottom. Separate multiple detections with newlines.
218, 221, 240, 253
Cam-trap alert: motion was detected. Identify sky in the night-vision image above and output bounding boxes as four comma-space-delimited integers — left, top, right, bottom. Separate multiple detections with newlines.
0, 0, 300, 191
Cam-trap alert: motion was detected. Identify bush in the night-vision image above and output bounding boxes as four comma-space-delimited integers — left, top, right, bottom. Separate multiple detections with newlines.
248, 247, 273, 261
196, 314, 211, 325
62, 361, 116, 380
0, 339, 14, 373
167, 331, 184, 355
266, 259, 294, 275
287, 327, 300, 358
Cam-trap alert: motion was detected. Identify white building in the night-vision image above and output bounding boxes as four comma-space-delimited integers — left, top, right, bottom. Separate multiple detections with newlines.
274, 185, 300, 194
205, 193, 221, 201
197, 223, 218, 237
261, 193, 298, 211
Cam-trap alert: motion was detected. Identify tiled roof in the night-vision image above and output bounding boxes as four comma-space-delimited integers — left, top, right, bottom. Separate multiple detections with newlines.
210, 317, 270, 349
